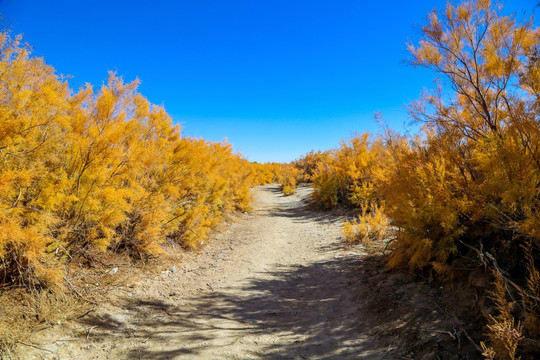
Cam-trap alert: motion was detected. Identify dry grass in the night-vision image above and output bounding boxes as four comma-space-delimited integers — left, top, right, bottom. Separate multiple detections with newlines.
0, 248, 183, 357
0, 288, 82, 357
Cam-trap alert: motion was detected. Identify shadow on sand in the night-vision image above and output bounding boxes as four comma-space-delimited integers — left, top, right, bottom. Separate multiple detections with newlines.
77, 185, 481, 359
80, 253, 395, 359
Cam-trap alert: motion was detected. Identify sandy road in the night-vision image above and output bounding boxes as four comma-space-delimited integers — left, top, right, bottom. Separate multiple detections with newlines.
27, 185, 395, 359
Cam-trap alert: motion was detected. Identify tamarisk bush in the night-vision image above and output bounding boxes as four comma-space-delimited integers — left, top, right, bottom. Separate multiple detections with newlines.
381, 1, 539, 356
300, 1, 540, 356
0, 32, 283, 290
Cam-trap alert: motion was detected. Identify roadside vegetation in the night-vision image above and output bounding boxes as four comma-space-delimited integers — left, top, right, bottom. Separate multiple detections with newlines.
1, 0, 538, 358
288, 1, 540, 358
0, 32, 291, 351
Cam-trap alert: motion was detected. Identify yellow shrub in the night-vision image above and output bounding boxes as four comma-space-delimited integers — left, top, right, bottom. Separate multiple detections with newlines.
341, 203, 389, 244
0, 31, 280, 289
281, 164, 301, 196
308, 134, 378, 209
381, 1, 540, 355
282, 184, 295, 196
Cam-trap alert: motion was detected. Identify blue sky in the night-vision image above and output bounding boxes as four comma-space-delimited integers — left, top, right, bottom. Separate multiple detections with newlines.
1, 0, 537, 162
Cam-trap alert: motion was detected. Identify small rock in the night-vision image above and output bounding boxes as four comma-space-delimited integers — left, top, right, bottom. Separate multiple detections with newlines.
109, 267, 118, 275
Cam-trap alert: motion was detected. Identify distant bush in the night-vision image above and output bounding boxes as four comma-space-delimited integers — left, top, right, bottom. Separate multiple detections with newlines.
280, 164, 301, 196
308, 134, 380, 209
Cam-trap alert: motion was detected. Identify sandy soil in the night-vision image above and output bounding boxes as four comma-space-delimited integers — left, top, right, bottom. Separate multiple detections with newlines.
20, 185, 481, 360
19, 185, 396, 359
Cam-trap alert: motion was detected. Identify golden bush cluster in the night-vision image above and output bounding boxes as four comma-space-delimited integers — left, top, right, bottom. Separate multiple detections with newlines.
0, 33, 283, 290
1, 0, 539, 357
297, 1, 540, 357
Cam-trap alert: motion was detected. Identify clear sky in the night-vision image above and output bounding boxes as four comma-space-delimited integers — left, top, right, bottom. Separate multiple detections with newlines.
0, 0, 537, 162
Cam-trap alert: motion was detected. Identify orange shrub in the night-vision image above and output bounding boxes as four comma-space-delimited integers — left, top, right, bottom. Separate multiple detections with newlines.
0, 32, 279, 288
299, 1, 540, 355
377, 1, 540, 355
308, 134, 379, 209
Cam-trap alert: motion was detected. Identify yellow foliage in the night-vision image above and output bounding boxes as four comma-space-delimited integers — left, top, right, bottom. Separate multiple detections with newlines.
250, 161, 291, 185
0, 32, 279, 289
280, 164, 301, 196
481, 272, 524, 360
382, 1, 540, 355
297, 1, 540, 356
307, 133, 379, 209
342, 203, 389, 244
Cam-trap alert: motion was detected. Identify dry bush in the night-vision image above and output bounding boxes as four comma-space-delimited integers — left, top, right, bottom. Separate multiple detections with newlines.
378, 1, 540, 356
0, 28, 292, 355
481, 272, 523, 360
281, 184, 295, 196
294, 150, 329, 183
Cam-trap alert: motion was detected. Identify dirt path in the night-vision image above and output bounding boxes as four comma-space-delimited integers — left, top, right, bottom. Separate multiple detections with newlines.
26, 185, 397, 359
